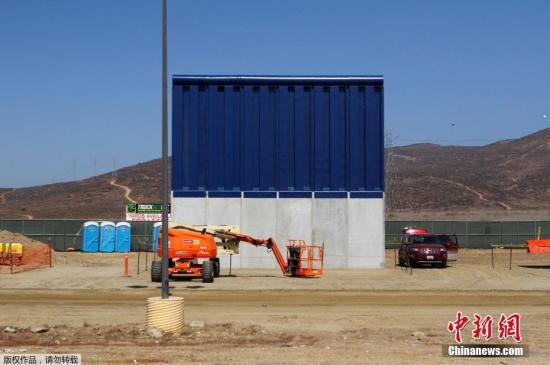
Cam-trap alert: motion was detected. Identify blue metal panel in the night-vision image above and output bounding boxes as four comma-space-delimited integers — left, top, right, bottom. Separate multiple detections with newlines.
208, 191, 241, 198
207, 87, 223, 190
365, 86, 383, 191
279, 191, 312, 198
174, 75, 384, 86
315, 191, 348, 198
197, 87, 208, 190
330, 87, 346, 191
349, 86, 366, 190
259, 87, 276, 191
171, 76, 384, 197
277, 87, 293, 190
242, 86, 260, 191
173, 191, 206, 197
350, 191, 383, 199
186, 86, 201, 190
313, 86, 330, 191
172, 86, 184, 192
244, 191, 277, 198
224, 87, 240, 190
294, 86, 312, 191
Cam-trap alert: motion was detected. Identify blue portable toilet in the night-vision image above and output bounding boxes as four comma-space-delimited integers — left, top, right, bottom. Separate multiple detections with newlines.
99, 221, 116, 252
115, 222, 131, 253
152, 222, 162, 253
81, 221, 99, 252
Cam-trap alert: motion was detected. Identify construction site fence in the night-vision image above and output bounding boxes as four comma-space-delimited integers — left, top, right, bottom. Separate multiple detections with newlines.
386, 221, 550, 248
0, 219, 549, 251
0, 219, 156, 252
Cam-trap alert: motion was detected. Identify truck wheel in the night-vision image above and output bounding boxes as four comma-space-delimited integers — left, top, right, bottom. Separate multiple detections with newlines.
202, 260, 215, 283
151, 261, 162, 282
210, 259, 220, 278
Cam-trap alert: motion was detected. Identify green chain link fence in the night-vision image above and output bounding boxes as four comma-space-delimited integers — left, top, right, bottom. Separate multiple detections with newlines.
1, 219, 549, 251
0, 220, 155, 251
386, 221, 550, 248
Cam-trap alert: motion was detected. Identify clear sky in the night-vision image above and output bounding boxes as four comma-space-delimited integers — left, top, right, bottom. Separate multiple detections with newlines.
1, 0, 549, 187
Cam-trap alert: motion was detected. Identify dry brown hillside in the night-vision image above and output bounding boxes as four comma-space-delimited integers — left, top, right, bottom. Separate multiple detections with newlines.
0, 160, 168, 220
386, 128, 550, 219
1, 128, 550, 220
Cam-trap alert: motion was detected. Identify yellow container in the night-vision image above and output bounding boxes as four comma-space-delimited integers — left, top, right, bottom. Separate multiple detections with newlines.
5, 243, 23, 255
0, 243, 4, 256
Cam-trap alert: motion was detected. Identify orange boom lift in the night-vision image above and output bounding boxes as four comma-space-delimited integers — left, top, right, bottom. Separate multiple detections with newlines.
151, 226, 324, 283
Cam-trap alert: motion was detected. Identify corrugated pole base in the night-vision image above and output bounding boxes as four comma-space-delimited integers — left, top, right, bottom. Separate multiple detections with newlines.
147, 296, 184, 334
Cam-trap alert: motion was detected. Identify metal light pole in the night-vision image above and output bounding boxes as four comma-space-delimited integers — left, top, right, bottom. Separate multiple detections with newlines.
161, 0, 169, 299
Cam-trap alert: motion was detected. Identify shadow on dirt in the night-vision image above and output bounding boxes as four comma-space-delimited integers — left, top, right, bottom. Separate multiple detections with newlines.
518, 265, 550, 269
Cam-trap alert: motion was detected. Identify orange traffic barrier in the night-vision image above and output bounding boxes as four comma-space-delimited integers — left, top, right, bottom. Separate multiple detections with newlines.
124, 252, 129, 276
527, 240, 550, 253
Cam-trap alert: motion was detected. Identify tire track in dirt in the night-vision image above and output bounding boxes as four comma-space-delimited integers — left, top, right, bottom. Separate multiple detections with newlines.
434, 177, 512, 210
110, 180, 137, 204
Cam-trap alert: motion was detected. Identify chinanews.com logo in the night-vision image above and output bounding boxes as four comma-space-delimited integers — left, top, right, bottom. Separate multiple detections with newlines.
444, 311, 528, 357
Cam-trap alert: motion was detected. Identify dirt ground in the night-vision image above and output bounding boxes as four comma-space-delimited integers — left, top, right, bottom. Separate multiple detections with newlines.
1, 249, 550, 364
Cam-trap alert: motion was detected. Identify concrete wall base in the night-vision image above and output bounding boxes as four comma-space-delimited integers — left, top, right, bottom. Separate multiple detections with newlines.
171, 195, 384, 269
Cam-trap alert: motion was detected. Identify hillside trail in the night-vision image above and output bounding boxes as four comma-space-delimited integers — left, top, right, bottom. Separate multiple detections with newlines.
109, 179, 137, 204
435, 177, 512, 210
0, 188, 15, 204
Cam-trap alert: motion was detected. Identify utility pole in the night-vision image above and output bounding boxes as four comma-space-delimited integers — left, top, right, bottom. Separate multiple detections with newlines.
161, 0, 169, 299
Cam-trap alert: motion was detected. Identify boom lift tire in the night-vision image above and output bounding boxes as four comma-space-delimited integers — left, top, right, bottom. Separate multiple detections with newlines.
210, 258, 220, 278
202, 260, 215, 283
151, 261, 162, 282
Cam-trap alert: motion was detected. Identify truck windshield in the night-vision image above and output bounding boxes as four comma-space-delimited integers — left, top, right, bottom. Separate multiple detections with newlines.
410, 235, 441, 244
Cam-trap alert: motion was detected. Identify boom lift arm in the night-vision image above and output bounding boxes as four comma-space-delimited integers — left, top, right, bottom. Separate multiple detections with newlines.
220, 232, 289, 275
172, 225, 323, 277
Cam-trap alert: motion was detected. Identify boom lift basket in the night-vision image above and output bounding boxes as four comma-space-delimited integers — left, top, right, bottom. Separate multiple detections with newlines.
286, 240, 324, 277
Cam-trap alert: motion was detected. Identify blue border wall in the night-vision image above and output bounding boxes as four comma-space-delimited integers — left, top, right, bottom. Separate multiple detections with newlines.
172, 76, 384, 198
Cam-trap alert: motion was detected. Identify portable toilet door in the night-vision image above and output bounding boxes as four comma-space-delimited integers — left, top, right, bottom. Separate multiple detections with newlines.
152, 222, 162, 253
99, 221, 116, 252
115, 222, 131, 253
82, 221, 99, 252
